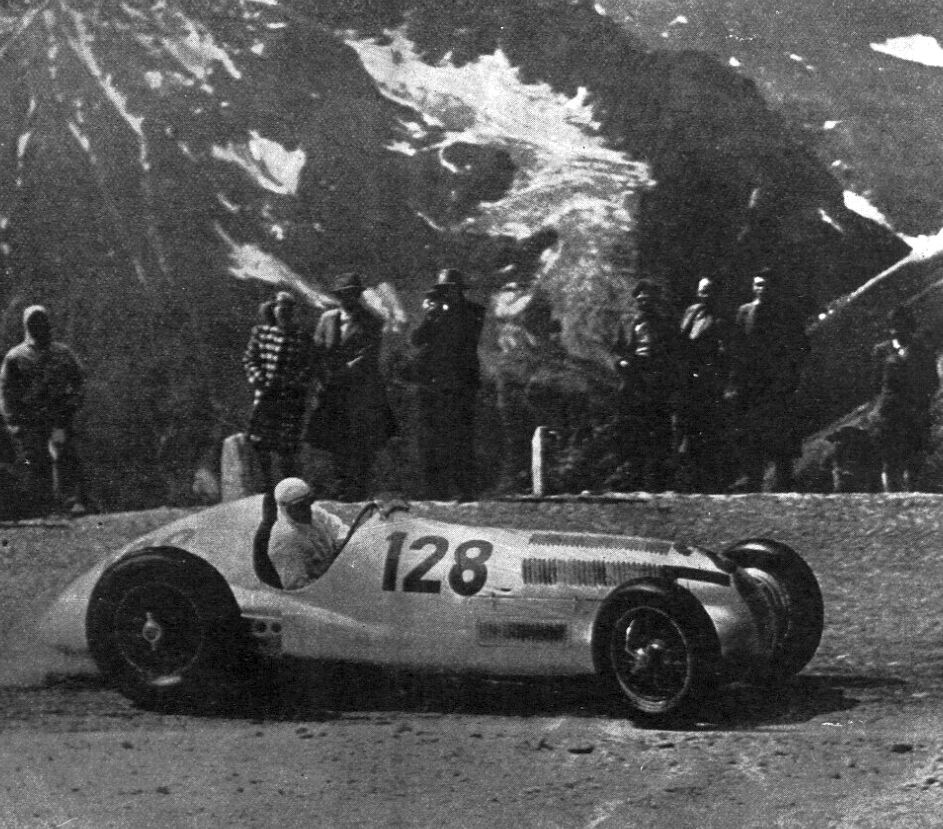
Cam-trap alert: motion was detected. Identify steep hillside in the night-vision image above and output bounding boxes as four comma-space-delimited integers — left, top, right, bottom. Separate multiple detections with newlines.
0, 0, 908, 505
603, 0, 943, 237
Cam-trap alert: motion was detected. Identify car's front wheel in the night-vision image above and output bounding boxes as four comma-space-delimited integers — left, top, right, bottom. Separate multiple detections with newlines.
603, 582, 719, 723
86, 547, 248, 710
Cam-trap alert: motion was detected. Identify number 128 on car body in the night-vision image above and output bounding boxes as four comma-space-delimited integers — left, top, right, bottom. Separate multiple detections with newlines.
381, 531, 493, 597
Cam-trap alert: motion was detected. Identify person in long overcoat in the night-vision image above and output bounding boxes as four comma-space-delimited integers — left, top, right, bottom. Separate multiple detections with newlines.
305, 272, 395, 499
677, 277, 730, 492
0, 304, 86, 514
243, 291, 314, 491
411, 268, 485, 500
610, 280, 682, 491
728, 272, 809, 491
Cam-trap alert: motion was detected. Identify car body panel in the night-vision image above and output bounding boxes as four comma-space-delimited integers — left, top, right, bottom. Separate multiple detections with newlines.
40, 496, 775, 682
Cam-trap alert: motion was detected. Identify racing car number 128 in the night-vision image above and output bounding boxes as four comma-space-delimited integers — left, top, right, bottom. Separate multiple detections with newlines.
381, 532, 493, 597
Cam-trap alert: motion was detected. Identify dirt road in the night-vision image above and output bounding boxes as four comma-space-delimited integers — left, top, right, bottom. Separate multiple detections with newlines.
1, 495, 942, 827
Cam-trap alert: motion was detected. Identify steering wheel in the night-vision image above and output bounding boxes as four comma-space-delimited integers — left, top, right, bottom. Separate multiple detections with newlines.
339, 501, 380, 551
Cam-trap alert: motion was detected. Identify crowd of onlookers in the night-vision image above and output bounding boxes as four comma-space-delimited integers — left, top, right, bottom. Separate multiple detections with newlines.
610, 272, 811, 493
242, 268, 484, 501
606, 272, 938, 494
0, 265, 938, 517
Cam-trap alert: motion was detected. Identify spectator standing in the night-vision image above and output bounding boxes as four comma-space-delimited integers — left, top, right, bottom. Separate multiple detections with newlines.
677, 277, 730, 491
870, 306, 938, 491
306, 272, 395, 500
0, 304, 86, 514
610, 280, 681, 491
243, 292, 314, 492
411, 268, 485, 501
728, 272, 810, 491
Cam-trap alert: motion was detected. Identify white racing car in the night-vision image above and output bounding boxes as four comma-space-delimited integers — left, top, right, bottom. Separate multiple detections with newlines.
40, 496, 824, 722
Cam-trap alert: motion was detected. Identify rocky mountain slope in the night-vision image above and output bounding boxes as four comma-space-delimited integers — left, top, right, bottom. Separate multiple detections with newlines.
0, 0, 921, 505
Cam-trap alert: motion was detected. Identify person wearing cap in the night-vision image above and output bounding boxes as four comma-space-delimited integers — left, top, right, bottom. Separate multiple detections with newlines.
728, 270, 810, 491
677, 277, 731, 491
870, 305, 939, 491
305, 272, 395, 500
268, 477, 349, 590
243, 291, 315, 491
609, 279, 681, 491
0, 304, 86, 515
411, 267, 486, 500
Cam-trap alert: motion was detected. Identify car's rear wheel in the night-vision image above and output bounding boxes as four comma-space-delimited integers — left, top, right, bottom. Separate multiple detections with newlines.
86, 548, 248, 710
722, 539, 824, 683
604, 583, 719, 722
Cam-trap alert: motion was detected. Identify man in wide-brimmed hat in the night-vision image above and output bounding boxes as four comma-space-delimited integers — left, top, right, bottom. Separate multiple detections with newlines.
305, 272, 396, 499
411, 267, 485, 500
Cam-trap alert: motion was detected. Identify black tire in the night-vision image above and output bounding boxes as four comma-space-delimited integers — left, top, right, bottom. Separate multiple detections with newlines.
600, 582, 720, 722
86, 547, 247, 710
722, 539, 824, 682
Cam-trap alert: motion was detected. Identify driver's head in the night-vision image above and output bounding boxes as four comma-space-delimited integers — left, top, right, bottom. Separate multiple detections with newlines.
274, 477, 315, 523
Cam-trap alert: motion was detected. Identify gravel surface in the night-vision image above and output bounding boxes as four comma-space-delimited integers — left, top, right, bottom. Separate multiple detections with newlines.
1, 494, 942, 827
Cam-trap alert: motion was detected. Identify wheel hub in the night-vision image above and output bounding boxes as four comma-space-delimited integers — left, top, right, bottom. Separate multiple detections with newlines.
626, 632, 666, 675
140, 612, 164, 650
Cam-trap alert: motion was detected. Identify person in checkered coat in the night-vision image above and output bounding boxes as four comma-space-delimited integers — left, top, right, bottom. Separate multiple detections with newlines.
243, 291, 315, 490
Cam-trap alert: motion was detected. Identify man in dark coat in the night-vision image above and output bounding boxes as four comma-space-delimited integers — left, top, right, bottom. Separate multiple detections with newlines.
728, 272, 810, 491
870, 305, 938, 491
677, 277, 730, 491
610, 279, 681, 491
411, 268, 485, 500
0, 304, 86, 514
306, 272, 395, 500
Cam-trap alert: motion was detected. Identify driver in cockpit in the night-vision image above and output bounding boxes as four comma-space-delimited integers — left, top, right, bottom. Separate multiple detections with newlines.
269, 478, 349, 590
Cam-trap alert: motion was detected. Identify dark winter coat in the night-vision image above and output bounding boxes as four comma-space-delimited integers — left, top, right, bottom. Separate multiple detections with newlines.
680, 301, 729, 388
613, 310, 682, 407
411, 298, 485, 390
871, 335, 939, 459
730, 299, 809, 405
0, 339, 84, 430
305, 305, 395, 453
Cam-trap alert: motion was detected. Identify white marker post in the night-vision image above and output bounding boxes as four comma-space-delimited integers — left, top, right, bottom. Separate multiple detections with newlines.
532, 426, 548, 498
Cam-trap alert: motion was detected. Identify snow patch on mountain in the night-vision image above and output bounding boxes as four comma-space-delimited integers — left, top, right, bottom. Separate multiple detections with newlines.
871, 35, 943, 68
346, 28, 652, 313
157, 10, 242, 80
844, 190, 893, 230
843, 189, 943, 260
211, 132, 306, 196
